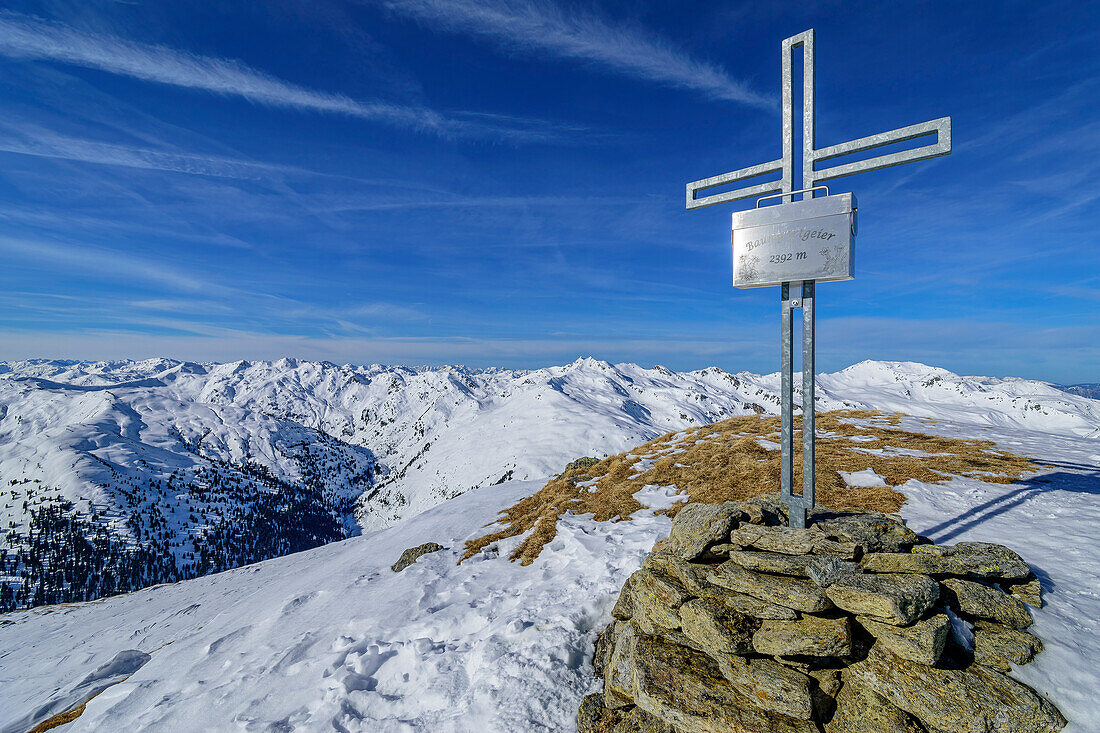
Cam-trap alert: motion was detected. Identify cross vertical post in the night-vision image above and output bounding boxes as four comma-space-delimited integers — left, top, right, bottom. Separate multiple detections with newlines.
684, 28, 950, 528
780, 31, 817, 528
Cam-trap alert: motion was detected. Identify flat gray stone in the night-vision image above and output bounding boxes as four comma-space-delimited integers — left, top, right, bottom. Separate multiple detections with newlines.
943, 577, 1033, 629
752, 616, 853, 657
697, 586, 799, 620
847, 646, 1066, 733
807, 556, 861, 587
708, 561, 834, 613
814, 513, 918, 553
825, 675, 924, 733
907, 541, 1032, 580
1006, 574, 1043, 607
715, 651, 819, 720
861, 552, 947, 575
724, 501, 766, 525
730, 524, 820, 555
629, 634, 820, 733
642, 550, 714, 595
664, 503, 744, 560
679, 596, 758, 656
604, 621, 637, 708
824, 573, 939, 626
727, 549, 814, 576
973, 619, 1044, 673
858, 613, 951, 666
612, 568, 691, 634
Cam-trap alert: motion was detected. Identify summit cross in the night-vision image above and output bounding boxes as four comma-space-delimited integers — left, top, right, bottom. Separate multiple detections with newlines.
685, 28, 951, 528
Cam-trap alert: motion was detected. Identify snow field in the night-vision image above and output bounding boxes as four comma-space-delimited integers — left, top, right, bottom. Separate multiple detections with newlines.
0, 480, 674, 732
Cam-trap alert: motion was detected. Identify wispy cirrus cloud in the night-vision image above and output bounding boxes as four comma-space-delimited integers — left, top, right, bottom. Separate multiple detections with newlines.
0, 11, 575, 140
0, 235, 236, 295
376, 0, 772, 108
0, 126, 288, 180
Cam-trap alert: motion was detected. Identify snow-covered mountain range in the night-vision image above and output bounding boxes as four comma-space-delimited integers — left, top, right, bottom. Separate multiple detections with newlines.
1, 357, 1098, 610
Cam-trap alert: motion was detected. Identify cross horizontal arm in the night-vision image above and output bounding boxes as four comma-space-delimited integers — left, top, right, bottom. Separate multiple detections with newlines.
686, 158, 784, 210
812, 117, 951, 183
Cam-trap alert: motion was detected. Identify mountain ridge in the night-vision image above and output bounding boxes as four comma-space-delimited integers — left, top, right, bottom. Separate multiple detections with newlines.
2, 357, 1098, 611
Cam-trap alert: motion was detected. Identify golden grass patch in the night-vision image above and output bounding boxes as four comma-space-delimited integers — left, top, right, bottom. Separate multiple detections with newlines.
462, 410, 1035, 565
29, 702, 87, 733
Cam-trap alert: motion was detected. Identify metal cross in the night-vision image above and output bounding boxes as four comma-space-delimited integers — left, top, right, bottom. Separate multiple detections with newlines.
685, 29, 951, 528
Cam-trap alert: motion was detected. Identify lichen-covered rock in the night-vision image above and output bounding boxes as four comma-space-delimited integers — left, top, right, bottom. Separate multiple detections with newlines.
825, 675, 924, 733
864, 541, 1031, 580
724, 501, 766, 525
808, 667, 842, 697
812, 537, 862, 560
642, 551, 714, 595
390, 542, 444, 572
615, 706, 676, 733
824, 573, 939, 626
708, 561, 834, 613
577, 692, 676, 733
972, 620, 1044, 672
807, 556, 861, 588
848, 646, 1066, 733
744, 491, 790, 524
730, 525, 819, 555
679, 596, 758, 656
638, 707, 677, 733
942, 577, 1033, 629
630, 634, 820, 733
752, 616, 853, 657
857, 614, 950, 666
612, 568, 692, 631
714, 652, 818, 720
565, 456, 601, 474
665, 503, 744, 560
814, 512, 918, 553
594, 620, 629, 678
730, 524, 859, 559
697, 586, 799, 620
605, 621, 637, 707
1006, 574, 1043, 607
577, 692, 609, 732
727, 550, 814, 577
697, 543, 733, 561
860, 552, 941, 575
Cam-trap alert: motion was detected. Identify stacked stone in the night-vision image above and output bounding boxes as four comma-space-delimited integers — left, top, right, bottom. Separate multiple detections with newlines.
578, 496, 1065, 733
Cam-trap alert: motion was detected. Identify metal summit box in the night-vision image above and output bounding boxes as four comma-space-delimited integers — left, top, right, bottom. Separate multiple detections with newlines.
731, 193, 856, 288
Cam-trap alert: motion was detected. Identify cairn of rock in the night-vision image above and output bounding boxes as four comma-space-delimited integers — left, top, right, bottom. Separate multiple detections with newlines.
578, 496, 1065, 733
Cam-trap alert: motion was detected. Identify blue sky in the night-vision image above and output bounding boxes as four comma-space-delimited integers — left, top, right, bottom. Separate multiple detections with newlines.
0, 1, 1097, 382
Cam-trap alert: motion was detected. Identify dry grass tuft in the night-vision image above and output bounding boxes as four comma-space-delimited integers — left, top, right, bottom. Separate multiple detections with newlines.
462, 410, 1036, 565
29, 703, 86, 733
